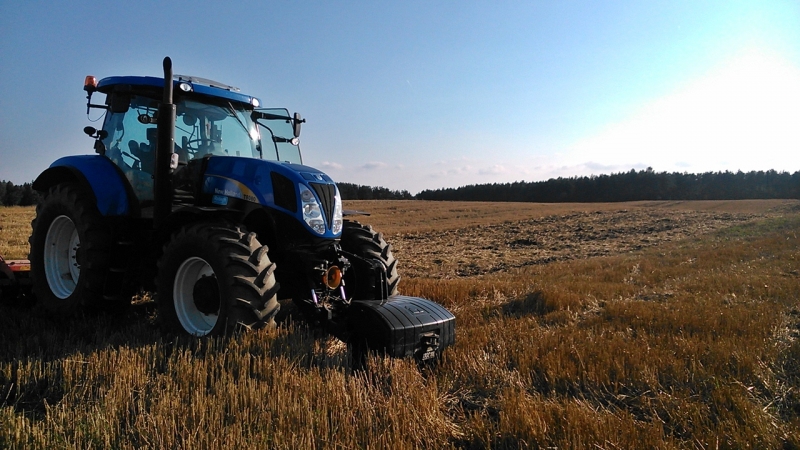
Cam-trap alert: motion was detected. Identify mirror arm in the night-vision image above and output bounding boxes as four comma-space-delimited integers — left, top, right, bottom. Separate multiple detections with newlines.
252, 111, 291, 121
85, 89, 109, 115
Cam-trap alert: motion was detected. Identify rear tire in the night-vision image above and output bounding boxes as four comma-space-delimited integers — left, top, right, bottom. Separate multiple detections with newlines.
28, 183, 119, 314
340, 221, 400, 296
156, 221, 280, 336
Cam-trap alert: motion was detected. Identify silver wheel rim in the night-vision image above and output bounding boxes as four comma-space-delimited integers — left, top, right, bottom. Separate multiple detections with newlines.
44, 215, 80, 299
173, 257, 219, 336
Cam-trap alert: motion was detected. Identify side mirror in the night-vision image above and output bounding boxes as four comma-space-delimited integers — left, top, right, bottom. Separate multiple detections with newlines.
84, 126, 107, 155
293, 112, 305, 137
83, 126, 108, 140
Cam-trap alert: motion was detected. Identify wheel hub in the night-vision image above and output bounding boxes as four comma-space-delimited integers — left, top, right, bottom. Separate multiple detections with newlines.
193, 275, 220, 315
44, 215, 80, 299
173, 256, 219, 336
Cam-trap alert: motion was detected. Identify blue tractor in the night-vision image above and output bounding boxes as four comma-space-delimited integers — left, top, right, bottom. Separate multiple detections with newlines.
27, 58, 454, 362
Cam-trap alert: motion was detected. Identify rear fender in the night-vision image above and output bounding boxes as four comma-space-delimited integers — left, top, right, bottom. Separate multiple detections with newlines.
33, 156, 136, 217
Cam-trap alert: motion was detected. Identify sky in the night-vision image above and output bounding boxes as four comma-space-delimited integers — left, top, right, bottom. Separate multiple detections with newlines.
1, 1, 798, 194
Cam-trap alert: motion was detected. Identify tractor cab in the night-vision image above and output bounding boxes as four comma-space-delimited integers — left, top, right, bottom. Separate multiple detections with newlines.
85, 75, 304, 203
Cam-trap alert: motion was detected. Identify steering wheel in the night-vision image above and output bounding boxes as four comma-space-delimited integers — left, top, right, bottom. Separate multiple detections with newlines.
182, 138, 209, 157
183, 138, 222, 158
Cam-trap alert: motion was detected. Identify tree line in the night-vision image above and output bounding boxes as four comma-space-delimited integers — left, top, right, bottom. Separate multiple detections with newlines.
3, 169, 798, 206
0, 180, 414, 204
416, 169, 800, 202
337, 182, 413, 200
0, 181, 40, 206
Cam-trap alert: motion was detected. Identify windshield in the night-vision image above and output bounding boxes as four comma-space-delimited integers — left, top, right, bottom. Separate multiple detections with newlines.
99, 92, 304, 203
175, 98, 260, 160
254, 108, 303, 164
101, 92, 301, 169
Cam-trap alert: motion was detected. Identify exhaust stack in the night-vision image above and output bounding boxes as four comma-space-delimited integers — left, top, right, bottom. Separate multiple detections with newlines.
154, 56, 176, 228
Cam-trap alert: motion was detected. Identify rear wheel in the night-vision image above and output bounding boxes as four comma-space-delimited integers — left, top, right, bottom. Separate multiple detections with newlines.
29, 183, 119, 314
340, 220, 400, 297
156, 221, 280, 336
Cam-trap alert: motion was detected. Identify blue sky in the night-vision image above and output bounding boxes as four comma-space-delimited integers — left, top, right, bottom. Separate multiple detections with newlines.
1, 1, 798, 193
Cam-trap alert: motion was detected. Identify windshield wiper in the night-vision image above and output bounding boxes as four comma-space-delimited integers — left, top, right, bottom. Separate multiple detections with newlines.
227, 102, 251, 136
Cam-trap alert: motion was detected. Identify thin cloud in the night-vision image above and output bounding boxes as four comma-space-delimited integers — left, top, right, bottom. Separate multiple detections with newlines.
320, 161, 344, 170
581, 162, 649, 173
478, 165, 506, 175
583, 162, 618, 172
360, 161, 388, 170
429, 165, 473, 179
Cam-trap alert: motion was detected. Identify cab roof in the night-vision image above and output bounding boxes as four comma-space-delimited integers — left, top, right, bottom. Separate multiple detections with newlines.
96, 75, 260, 106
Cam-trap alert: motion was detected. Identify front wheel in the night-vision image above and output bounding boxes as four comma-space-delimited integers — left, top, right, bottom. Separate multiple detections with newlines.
156, 221, 280, 336
28, 183, 115, 314
340, 220, 400, 298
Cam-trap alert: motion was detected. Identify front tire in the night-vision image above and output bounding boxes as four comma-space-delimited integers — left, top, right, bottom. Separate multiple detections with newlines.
340, 220, 400, 297
156, 222, 280, 336
29, 183, 115, 314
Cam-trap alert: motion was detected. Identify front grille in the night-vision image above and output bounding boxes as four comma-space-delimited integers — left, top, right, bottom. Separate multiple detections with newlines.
310, 182, 335, 229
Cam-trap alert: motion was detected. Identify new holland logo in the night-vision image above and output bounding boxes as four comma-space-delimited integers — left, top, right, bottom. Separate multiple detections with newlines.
404, 304, 427, 315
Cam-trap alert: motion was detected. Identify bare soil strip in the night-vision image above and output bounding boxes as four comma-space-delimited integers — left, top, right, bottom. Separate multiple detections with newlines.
342, 200, 800, 279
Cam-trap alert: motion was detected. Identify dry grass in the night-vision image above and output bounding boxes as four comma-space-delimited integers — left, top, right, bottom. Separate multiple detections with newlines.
0, 206, 35, 260
2, 201, 799, 448
344, 199, 798, 235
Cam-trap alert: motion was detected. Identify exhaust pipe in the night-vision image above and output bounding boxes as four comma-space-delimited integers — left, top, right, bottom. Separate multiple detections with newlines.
154, 56, 176, 228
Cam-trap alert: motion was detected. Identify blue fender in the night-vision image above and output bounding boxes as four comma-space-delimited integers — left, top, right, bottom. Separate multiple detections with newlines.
33, 156, 131, 216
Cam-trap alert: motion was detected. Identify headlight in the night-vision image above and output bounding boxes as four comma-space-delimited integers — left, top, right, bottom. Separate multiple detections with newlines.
332, 186, 343, 235
299, 184, 326, 234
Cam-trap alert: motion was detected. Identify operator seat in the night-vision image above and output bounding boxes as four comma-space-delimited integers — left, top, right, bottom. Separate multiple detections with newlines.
128, 140, 154, 174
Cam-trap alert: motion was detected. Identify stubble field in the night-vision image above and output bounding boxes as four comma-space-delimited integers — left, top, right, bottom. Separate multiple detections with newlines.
1, 199, 799, 449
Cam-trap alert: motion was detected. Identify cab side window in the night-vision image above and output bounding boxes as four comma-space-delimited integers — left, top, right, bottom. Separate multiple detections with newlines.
101, 95, 159, 203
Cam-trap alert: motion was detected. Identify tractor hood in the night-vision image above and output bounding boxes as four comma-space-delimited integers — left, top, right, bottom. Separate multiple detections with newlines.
201, 156, 342, 238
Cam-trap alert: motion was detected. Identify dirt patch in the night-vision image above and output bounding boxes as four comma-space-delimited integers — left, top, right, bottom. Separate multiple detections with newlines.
345, 199, 799, 235
387, 209, 770, 279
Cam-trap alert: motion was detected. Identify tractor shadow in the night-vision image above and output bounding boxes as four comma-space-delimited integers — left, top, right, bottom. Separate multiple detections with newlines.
0, 293, 163, 362
0, 293, 165, 420
267, 298, 356, 371
1, 294, 354, 370
0, 294, 381, 421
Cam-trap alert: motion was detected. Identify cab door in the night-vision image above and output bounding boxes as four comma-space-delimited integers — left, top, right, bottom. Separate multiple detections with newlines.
101, 94, 159, 205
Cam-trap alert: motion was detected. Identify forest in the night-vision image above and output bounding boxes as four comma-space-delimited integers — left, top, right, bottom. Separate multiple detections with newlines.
416, 168, 800, 202
3, 169, 798, 206
0, 181, 39, 207
336, 182, 414, 200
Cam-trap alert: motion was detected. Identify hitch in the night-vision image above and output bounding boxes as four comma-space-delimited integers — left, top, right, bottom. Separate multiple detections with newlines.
0, 256, 33, 303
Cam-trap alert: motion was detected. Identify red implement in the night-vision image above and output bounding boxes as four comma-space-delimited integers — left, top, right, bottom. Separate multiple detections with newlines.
0, 255, 32, 302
